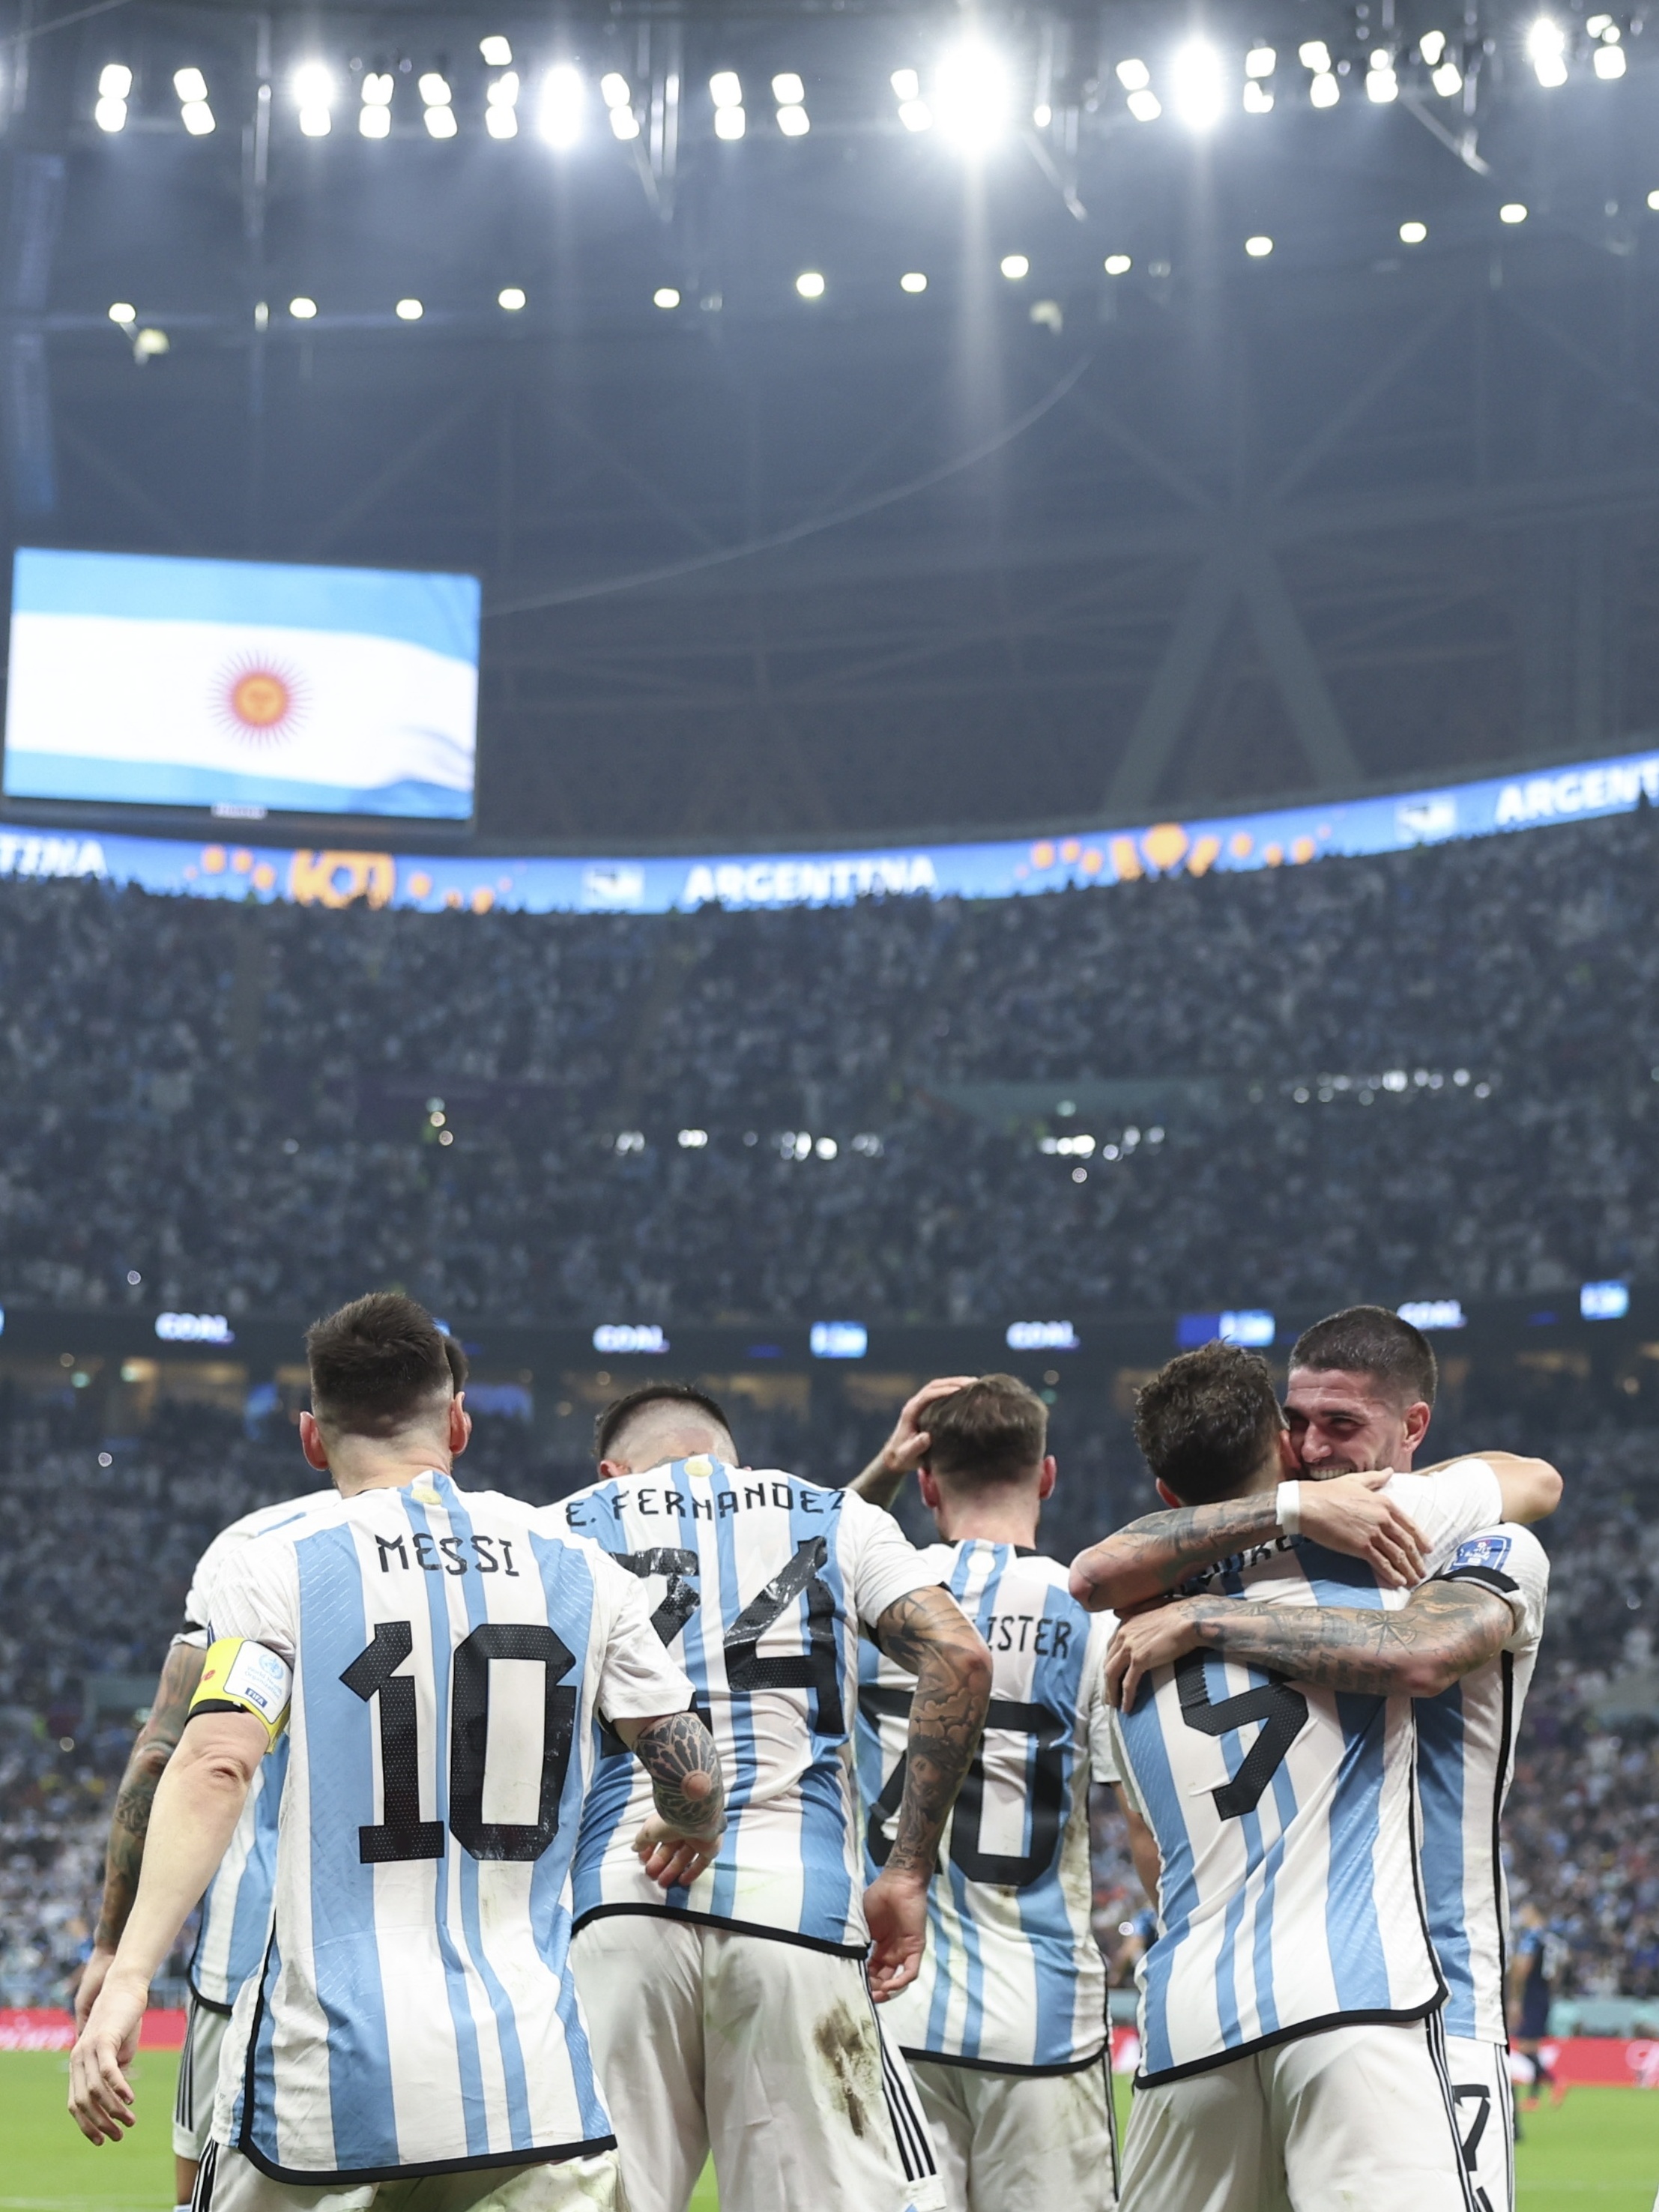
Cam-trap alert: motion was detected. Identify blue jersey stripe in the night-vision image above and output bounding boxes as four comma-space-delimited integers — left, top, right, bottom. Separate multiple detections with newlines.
1117, 1685, 1197, 2079
1325, 1690, 1391, 2008
1416, 1684, 1473, 2035
707, 1464, 760, 1921
790, 1487, 853, 1941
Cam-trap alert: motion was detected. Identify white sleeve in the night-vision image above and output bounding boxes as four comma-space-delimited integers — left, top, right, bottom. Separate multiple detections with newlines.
1382, 1461, 1505, 1577
1084, 1616, 1121, 1783
202, 1534, 299, 1665
590, 1555, 698, 1724
841, 1492, 947, 1629
1438, 1523, 1550, 1648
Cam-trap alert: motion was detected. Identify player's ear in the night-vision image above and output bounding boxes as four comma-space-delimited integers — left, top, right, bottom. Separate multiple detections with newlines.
1038, 1455, 1057, 1501
449, 1394, 471, 1456
917, 1464, 943, 1511
1155, 1478, 1182, 1509
1276, 1427, 1301, 1476
1402, 1400, 1431, 1455
298, 1410, 330, 1472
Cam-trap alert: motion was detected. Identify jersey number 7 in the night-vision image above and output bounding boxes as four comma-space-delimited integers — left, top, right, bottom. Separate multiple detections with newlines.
341, 1619, 578, 1865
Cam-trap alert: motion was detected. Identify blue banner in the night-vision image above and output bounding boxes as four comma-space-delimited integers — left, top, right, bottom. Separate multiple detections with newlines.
3, 742, 1654, 913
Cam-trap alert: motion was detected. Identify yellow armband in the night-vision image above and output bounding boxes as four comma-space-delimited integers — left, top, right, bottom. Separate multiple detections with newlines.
191, 1636, 293, 1749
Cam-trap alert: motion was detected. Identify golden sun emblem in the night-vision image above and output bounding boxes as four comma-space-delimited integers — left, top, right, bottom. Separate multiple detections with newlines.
215, 655, 306, 745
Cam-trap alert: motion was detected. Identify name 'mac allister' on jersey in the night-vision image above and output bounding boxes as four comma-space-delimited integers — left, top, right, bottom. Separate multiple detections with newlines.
1110, 1458, 1507, 2087
201, 1470, 694, 2184
560, 1457, 941, 1953
856, 1541, 1118, 2073
180, 1493, 334, 2012
1415, 1523, 1550, 2044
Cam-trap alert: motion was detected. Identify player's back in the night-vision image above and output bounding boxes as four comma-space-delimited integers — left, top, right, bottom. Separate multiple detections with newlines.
1111, 1460, 1505, 2083
1415, 1524, 1550, 2042
856, 1540, 1115, 2070
562, 1454, 931, 1953
203, 1470, 677, 2181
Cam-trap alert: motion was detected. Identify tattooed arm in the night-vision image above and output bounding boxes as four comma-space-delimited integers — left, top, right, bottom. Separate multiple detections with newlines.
863, 1586, 993, 1999
76, 1640, 205, 2028
1069, 1471, 1429, 1613
1105, 1577, 1515, 1712
614, 1708, 726, 1891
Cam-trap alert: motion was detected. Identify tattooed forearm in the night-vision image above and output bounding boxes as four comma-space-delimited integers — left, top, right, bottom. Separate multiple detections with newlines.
875, 1588, 992, 1881
92, 1640, 204, 1950
1072, 1495, 1283, 1610
631, 1710, 725, 1837
1190, 1580, 1514, 1698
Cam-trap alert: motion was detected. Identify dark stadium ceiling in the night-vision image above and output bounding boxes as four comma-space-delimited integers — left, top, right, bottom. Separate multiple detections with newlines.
0, 0, 1658, 844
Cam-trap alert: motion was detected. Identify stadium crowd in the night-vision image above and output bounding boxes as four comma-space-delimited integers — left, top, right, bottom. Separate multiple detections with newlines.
0, 803, 1654, 1325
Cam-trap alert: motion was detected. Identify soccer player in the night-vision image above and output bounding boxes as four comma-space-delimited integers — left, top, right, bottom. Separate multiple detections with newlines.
75, 1487, 332, 2212
70, 1295, 722, 2212
563, 1380, 994, 2212
1283, 1305, 1553, 2209
1068, 1341, 1559, 2212
850, 1374, 1125, 2212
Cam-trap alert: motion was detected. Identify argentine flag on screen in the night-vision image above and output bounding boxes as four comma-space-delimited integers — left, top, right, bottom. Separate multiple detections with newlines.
4, 548, 479, 819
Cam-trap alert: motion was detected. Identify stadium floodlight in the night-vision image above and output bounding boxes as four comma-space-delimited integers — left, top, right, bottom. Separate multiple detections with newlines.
479, 36, 513, 68
1245, 233, 1274, 256
1243, 79, 1274, 112
1245, 46, 1276, 77
1500, 201, 1528, 223
1116, 58, 1150, 90
777, 104, 810, 136
294, 60, 333, 136
1367, 50, 1399, 101
108, 300, 136, 324
1310, 70, 1341, 106
498, 287, 525, 309
653, 286, 680, 308
1526, 17, 1569, 85
94, 91, 127, 131
710, 70, 743, 108
425, 106, 458, 139
1420, 30, 1448, 63
795, 270, 826, 298
898, 99, 932, 131
288, 296, 317, 318
181, 98, 215, 134
1650, 189, 1659, 210
892, 68, 921, 100
360, 104, 391, 139
933, 40, 1015, 149
772, 73, 805, 105
1431, 58, 1463, 94
1400, 220, 1428, 243
1298, 40, 1332, 73
395, 296, 423, 318
363, 72, 393, 105
1593, 40, 1627, 76
174, 67, 207, 103
1104, 253, 1131, 274
99, 62, 132, 99
900, 270, 927, 291
714, 105, 746, 139
1169, 39, 1225, 128
418, 73, 453, 107
600, 72, 630, 108
487, 70, 519, 136
1000, 253, 1029, 279
609, 106, 639, 139
1127, 88, 1161, 121
539, 64, 584, 147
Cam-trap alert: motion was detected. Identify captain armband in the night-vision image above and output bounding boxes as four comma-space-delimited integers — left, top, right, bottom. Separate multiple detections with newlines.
190, 1637, 293, 1750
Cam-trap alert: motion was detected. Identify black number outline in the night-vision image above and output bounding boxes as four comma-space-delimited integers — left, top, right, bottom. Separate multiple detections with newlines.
614, 1548, 702, 1645
341, 1620, 445, 1864
725, 1535, 844, 1738
859, 1684, 1072, 1891
448, 1622, 577, 1862
1174, 1649, 1308, 1821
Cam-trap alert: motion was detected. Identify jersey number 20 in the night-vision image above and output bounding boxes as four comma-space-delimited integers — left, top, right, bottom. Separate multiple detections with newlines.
341, 1619, 577, 1865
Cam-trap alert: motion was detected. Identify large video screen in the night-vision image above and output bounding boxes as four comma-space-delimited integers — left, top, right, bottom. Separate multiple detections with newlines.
4, 548, 479, 820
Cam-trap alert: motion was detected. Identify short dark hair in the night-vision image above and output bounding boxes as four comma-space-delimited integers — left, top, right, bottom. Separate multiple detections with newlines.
923, 1374, 1048, 1486
306, 1293, 466, 1438
1133, 1341, 1284, 1507
594, 1381, 734, 1464
1289, 1305, 1437, 1409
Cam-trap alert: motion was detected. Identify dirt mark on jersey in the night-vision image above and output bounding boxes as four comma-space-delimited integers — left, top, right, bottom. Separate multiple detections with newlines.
813, 2003, 881, 2140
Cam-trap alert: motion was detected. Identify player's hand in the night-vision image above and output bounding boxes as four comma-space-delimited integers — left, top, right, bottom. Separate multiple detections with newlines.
633, 1812, 722, 1891
1293, 1472, 1427, 1588
1107, 1600, 1213, 1711
863, 1867, 928, 2001
73, 1944, 118, 2031
877, 1377, 979, 1479
68, 1967, 148, 2144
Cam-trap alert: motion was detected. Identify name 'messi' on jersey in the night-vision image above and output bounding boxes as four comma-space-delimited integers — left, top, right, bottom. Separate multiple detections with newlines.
559, 1457, 942, 1955
196, 1469, 693, 2185
856, 1540, 1118, 2074
1109, 1459, 1510, 2087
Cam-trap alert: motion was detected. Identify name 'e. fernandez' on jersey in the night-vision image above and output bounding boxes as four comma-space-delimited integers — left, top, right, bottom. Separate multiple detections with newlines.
1415, 1523, 1550, 2044
180, 1493, 334, 2013
559, 1457, 942, 1954
1109, 1458, 1507, 2087
201, 1470, 695, 2184
856, 1541, 1119, 2073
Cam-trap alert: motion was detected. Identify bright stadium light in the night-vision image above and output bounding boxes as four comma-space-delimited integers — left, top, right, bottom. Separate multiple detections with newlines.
294, 61, 333, 136
181, 98, 215, 134
1431, 58, 1464, 95
1310, 70, 1341, 106
710, 70, 743, 107
1298, 40, 1332, 73
498, 287, 525, 309
601, 72, 630, 107
1000, 252, 1029, 278
653, 286, 680, 307
892, 68, 920, 100
934, 41, 1014, 149
486, 71, 519, 137
1594, 40, 1627, 77
1245, 234, 1274, 256
418, 73, 452, 106
1499, 201, 1528, 223
395, 296, 423, 318
714, 105, 746, 139
174, 67, 206, 102
1527, 18, 1568, 85
900, 270, 927, 291
777, 103, 810, 136
1243, 80, 1274, 112
539, 64, 584, 147
1169, 39, 1225, 128
360, 105, 390, 139
108, 300, 136, 324
94, 95, 127, 130
1400, 220, 1428, 243
288, 296, 317, 318
772, 73, 805, 105
796, 270, 825, 298
898, 97, 932, 130
425, 106, 458, 139
95, 63, 130, 131
1245, 46, 1276, 77
480, 36, 513, 68
1104, 253, 1131, 274
1420, 30, 1448, 64
1116, 58, 1151, 90
1367, 49, 1399, 101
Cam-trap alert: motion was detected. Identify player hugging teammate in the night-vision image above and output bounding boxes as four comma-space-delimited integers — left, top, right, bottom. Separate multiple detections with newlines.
70, 1297, 1554, 2212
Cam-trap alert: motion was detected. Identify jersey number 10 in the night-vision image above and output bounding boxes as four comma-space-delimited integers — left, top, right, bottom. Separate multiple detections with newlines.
340, 1619, 577, 1865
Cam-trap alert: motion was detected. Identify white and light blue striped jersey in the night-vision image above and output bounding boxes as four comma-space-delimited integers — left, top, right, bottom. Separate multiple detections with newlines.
202, 1469, 693, 2183
1110, 1459, 1505, 2085
856, 1541, 1118, 2073
560, 1457, 940, 1953
179, 1494, 333, 2010
1415, 1523, 1549, 2044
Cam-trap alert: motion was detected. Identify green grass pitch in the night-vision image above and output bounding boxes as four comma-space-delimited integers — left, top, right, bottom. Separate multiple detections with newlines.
2, 2053, 1652, 2210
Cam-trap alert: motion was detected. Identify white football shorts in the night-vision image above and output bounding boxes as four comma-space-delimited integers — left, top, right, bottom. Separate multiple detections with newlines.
191, 2140, 626, 2212
1445, 2034, 1515, 2212
910, 2048, 1118, 2212
173, 1995, 231, 2163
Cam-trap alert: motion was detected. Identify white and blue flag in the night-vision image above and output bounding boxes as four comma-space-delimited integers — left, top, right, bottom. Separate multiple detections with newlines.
856, 1541, 1118, 2072
4, 548, 478, 819
202, 1470, 692, 2182
1110, 1460, 1505, 2085
1415, 1523, 1549, 2043
559, 1457, 939, 1953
